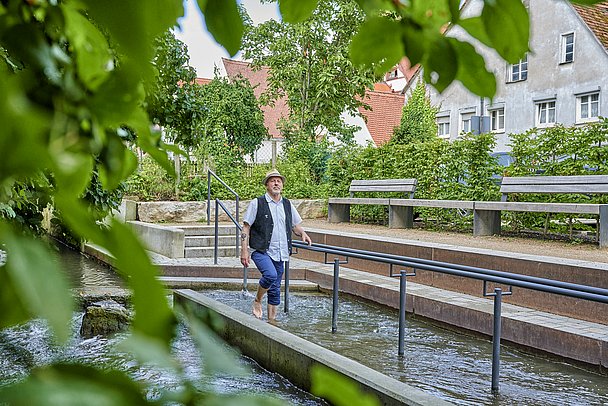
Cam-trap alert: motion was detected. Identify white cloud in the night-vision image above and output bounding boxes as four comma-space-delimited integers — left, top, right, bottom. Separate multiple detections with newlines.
174, 0, 280, 79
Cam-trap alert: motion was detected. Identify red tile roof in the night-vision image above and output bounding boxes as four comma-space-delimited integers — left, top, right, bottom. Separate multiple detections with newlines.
193, 78, 212, 86
573, 1, 608, 51
222, 58, 288, 138
222, 58, 405, 145
358, 90, 404, 146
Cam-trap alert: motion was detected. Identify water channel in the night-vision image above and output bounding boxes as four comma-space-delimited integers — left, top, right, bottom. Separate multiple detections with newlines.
2, 246, 607, 405
0, 246, 326, 405
204, 290, 608, 406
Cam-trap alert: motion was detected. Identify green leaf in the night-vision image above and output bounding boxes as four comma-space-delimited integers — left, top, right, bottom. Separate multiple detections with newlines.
104, 220, 176, 345
410, 0, 452, 30
459, 16, 493, 49
62, 4, 112, 91
449, 38, 496, 98
81, 0, 183, 79
311, 365, 380, 406
482, 0, 529, 63
1, 227, 73, 343
279, 0, 318, 23
448, 0, 462, 22
0, 363, 149, 406
349, 17, 403, 75
181, 306, 247, 376
118, 333, 180, 371
99, 134, 138, 191
52, 153, 94, 197
423, 37, 458, 93
198, 0, 243, 56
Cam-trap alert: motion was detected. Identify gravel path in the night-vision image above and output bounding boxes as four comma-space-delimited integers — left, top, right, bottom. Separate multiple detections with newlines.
303, 219, 608, 264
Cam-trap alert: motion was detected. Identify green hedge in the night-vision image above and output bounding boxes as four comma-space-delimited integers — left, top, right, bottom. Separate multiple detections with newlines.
126, 119, 608, 238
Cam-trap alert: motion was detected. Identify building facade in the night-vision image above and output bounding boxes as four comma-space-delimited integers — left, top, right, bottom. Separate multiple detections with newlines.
409, 0, 608, 153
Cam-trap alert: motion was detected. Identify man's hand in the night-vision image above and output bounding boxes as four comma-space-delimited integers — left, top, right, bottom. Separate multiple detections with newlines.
302, 231, 312, 246
240, 247, 250, 267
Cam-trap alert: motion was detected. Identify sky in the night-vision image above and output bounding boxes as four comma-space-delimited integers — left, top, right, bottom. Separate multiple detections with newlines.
174, 0, 280, 79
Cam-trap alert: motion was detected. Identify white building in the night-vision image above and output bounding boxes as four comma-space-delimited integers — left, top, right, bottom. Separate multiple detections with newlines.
405, 0, 608, 153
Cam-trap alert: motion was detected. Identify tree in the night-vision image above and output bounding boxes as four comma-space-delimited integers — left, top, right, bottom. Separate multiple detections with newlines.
199, 75, 268, 161
146, 31, 205, 148
392, 81, 439, 145
241, 0, 377, 144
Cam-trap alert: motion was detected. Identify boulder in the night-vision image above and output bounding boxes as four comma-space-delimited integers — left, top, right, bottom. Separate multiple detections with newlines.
80, 300, 132, 338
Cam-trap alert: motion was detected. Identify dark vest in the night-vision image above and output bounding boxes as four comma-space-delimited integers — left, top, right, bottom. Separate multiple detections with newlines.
249, 196, 293, 255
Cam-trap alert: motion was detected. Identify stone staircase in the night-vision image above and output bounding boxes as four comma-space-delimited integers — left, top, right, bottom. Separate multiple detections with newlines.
180, 224, 240, 258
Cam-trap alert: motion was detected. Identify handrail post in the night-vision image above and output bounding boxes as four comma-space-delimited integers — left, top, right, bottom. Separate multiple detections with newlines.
207, 170, 211, 226
398, 270, 407, 356
491, 287, 503, 393
235, 195, 240, 258
214, 199, 219, 265
284, 260, 290, 313
243, 265, 248, 292
332, 258, 340, 333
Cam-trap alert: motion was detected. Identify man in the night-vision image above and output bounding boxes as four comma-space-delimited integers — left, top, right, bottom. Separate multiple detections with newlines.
240, 169, 312, 321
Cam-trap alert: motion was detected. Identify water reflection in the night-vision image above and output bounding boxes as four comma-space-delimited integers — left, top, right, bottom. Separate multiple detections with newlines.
203, 290, 608, 406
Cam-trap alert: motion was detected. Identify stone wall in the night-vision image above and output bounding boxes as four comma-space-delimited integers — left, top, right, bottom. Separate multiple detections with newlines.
135, 199, 326, 223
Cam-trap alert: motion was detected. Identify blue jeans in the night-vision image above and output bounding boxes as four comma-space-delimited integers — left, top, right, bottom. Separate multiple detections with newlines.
251, 250, 284, 306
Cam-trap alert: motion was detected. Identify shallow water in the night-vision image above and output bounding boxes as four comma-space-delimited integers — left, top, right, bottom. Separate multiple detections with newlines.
203, 289, 608, 406
0, 247, 326, 405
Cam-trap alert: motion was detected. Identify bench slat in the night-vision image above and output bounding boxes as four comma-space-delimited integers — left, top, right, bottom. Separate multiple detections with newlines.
390, 199, 475, 209
501, 175, 608, 185
329, 198, 390, 205
475, 201, 601, 214
349, 178, 417, 194
501, 184, 608, 194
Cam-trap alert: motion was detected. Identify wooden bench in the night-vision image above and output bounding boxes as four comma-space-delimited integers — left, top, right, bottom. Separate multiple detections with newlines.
473, 175, 608, 248
328, 179, 476, 228
328, 179, 417, 228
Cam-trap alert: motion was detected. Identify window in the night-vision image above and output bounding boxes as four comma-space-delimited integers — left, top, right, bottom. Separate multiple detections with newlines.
460, 112, 474, 134
509, 54, 528, 82
536, 100, 556, 127
576, 92, 600, 122
437, 122, 450, 138
561, 33, 574, 64
489, 108, 505, 132
436, 114, 450, 138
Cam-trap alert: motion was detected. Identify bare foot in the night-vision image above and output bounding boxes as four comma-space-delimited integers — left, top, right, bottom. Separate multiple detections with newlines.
267, 318, 278, 326
252, 299, 262, 319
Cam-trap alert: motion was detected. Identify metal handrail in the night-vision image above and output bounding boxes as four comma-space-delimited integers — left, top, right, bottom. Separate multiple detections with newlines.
303, 242, 608, 299
290, 240, 608, 393
207, 169, 239, 228
214, 198, 249, 292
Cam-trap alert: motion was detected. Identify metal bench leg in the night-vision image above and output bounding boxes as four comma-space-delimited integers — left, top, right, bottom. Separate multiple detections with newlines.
599, 205, 607, 249
474, 209, 501, 236
328, 203, 350, 223
389, 205, 413, 229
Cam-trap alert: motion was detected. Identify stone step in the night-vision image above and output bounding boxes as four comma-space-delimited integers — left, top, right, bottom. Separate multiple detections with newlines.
185, 246, 238, 258
175, 225, 238, 236
185, 235, 237, 248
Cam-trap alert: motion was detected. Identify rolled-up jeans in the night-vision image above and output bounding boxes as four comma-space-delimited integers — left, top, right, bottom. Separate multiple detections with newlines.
251, 250, 284, 306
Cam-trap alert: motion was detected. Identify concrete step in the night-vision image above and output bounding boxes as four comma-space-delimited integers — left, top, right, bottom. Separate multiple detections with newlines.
175, 225, 238, 237
185, 235, 236, 248
185, 246, 237, 258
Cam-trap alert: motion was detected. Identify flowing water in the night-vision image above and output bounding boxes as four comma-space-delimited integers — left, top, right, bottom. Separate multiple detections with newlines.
204, 290, 608, 406
0, 246, 326, 405
2, 245, 607, 405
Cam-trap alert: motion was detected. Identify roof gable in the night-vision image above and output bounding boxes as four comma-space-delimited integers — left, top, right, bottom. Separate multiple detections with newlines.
357, 90, 404, 146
